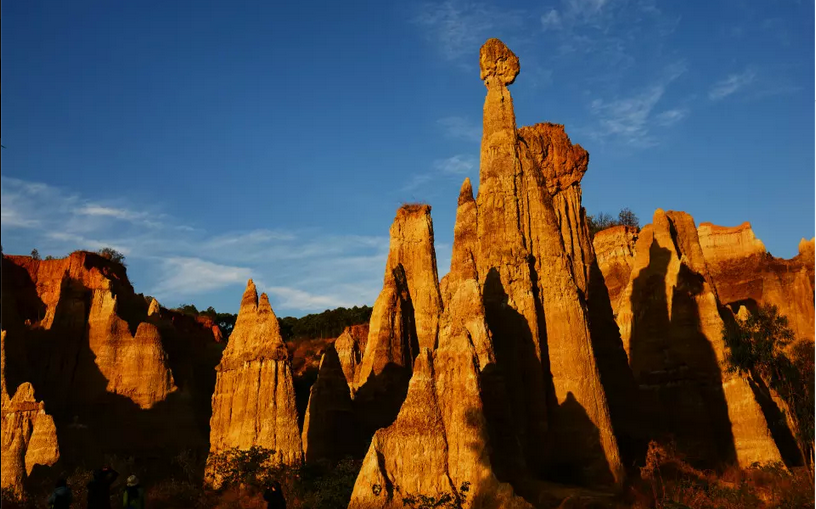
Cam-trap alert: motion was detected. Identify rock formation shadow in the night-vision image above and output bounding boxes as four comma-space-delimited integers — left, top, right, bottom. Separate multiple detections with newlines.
304, 347, 364, 463
483, 267, 549, 477
6, 275, 213, 473
353, 273, 420, 449
586, 260, 643, 469
629, 240, 737, 469
543, 392, 615, 487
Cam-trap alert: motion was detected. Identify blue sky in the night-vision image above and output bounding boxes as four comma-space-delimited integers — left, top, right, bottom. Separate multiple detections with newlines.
2, 0, 813, 317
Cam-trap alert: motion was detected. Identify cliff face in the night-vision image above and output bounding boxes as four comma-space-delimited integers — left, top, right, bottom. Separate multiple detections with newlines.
1, 331, 60, 496
207, 280, 302, 483
593, 226, 639, 316
2, 253, 175, 408
1, 252, 222, 465
616, 210, 783, 468
698, 222, 815, 343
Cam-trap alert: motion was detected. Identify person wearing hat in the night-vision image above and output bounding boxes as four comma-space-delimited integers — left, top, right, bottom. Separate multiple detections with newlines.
122, 475, 145, 509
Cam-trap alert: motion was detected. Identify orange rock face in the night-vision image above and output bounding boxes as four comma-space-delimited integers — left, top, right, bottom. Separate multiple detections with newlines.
593, 226, 639, 316
1, 331, 60, 496
207, 280, 302, 485
698, 222, 815, 343
616, 210, 783, 468
334, 324, 369, 387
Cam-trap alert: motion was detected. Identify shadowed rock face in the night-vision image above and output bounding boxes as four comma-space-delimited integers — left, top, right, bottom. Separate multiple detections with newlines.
352, 205, 442, 441
2, 253, 176, 409
698, 222, 815, 344
0, 253, 222, 465
348, 337, 531, 509
1, 331, 60, 496
617, 210, 783, 468
301, 345, 360, 463
206, 280, 302, 485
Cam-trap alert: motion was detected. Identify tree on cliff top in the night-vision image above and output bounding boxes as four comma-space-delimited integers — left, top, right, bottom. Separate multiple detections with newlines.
586, 208, 640, 237
97, 247, 126, 267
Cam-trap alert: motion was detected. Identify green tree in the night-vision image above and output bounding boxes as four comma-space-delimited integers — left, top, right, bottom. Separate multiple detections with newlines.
176, 303, 199, 315
97, 247, 126, 266
207, 446, 277, 489
617, 207, 639, 228
723, 305, 814, 473
400, 482, 471, 509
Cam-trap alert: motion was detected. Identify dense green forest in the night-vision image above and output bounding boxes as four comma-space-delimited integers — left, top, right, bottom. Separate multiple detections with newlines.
177, 304, 373, 342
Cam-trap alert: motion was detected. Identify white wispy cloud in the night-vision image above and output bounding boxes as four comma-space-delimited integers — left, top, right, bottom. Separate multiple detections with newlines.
403, 153, 478, 192
0, 175, 389, 315
584, 61, 688, 146
541, 0, 679, 71
266, 286, 348, 311
153, 257, 253, 297
413, 0, 524, 61
433, 154, 477, 175
541, 9, 562, 31
654, 108, 688, 126
437, 116, 481, 142
709, 69, 757, 100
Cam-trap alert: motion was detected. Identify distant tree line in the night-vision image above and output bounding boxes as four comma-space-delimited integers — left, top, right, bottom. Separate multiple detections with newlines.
177, 304, 373, 342
278, 305, 372, 341
586, 208, 640, 237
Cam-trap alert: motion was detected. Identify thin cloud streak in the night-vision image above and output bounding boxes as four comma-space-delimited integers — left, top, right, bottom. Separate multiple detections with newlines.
437, 116, 481, 142
583, 61, 688, 147
709, 69, 756, 100
413, 0, 524, 61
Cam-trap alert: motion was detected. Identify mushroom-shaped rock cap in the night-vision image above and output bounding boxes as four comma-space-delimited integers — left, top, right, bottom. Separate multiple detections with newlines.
480, 38, 519, 86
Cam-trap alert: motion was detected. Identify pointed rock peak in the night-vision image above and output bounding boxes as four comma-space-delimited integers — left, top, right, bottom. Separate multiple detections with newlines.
799, 237, 815, 257
258, 292, 274, 314
480, 38, 519, 86
240, 279, 259, 313
458, 178, 474, 206
147, 298, 161, 317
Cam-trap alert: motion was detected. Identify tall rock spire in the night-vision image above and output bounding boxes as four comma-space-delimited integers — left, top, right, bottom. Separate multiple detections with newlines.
473, 38, 623, 484
206, 280, 302, 486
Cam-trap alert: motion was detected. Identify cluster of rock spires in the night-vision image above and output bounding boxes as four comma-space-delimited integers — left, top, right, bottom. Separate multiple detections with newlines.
1, 37, 813, 506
